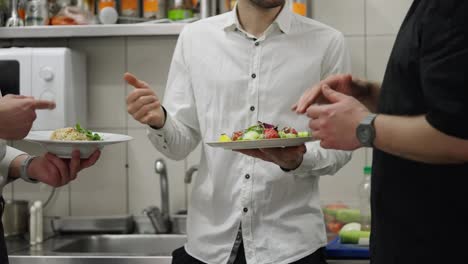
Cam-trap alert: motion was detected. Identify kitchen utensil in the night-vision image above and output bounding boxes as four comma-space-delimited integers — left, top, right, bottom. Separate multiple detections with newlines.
5, 0, 24, 27
206, 136, 315, 150
24, 131, 133, 158
1, 200, 29, 237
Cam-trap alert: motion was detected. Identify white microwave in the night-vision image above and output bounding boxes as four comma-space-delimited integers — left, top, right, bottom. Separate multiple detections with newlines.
0, 47, 87, 131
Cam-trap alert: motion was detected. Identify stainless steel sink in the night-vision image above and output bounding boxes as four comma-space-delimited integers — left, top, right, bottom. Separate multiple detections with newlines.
53, 234, 187, 256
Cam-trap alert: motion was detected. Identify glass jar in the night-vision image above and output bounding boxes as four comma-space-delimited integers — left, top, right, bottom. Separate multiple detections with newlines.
167, 0, 192, 20
144, 0, 167, 19
25, 0, 49, 26
98, 0, 116, 12
358, 166, 372, 231
291, 0, 306, 16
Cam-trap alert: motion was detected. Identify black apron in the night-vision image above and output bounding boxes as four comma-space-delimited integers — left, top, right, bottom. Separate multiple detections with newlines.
0, 197, 9, 264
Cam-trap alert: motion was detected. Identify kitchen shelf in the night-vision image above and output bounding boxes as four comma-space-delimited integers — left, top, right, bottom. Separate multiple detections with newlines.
0, 24, 186, 39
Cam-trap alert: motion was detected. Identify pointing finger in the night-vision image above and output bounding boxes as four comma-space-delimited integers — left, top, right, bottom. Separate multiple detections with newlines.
33, 99, 56, 110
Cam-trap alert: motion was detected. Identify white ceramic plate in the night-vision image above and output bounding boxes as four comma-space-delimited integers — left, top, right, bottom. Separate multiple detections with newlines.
24, 130, 133, 158
206, 137, 315, 150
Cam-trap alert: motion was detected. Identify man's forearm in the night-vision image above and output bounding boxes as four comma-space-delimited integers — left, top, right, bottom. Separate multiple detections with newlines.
353, 79, 381, 113
373, 115, 468, 164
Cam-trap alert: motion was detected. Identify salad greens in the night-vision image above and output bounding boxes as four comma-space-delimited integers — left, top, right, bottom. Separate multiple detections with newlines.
75, 123, 102, 141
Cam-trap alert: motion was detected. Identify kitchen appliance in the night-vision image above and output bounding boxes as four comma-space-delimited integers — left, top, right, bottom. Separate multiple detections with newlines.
0, 47, 87, 130
1, 200, 29, 237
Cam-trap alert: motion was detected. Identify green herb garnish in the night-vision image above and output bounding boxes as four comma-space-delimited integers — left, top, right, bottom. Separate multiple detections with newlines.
75, 123, 102, 141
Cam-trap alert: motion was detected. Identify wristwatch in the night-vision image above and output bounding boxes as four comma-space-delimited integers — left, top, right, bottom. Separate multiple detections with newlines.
356, 114, 378, 147
20, 156, 39, 183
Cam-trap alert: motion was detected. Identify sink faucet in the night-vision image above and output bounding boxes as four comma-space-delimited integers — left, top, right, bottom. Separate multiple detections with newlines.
143, 159, 172, 234
183, 165, 198, 211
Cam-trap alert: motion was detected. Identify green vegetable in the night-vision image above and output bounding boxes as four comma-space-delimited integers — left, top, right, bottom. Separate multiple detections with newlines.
285, 133, 298, 139
298, 131, 310, 138
335, 209, 361, 223
339, 230, 370, 244
279, 131, 287, 139
245, 124, 264, 135
243, 131, 261, 140
75, 123, 102, 141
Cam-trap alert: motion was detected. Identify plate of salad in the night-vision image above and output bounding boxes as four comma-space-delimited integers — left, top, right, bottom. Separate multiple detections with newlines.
24, 124, 133, 158
206, 122, 315, 150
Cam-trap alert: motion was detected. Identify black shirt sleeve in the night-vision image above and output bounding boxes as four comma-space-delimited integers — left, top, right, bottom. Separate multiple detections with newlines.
420, 1, 468, 139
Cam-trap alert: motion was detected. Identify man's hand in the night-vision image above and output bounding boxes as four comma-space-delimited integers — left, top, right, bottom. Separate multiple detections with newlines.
125, 72, 165, 128
235, 145, 306, 171
307, 85, 370, 150
27, 150, 101, 187
293, 74, 375, 114
0, 94, 55, 140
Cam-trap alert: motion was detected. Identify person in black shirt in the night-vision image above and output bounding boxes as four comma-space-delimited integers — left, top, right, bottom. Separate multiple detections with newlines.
294, 1, 467, 263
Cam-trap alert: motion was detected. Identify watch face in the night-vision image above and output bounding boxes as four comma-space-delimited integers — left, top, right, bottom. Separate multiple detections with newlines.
357, 125, 371, 144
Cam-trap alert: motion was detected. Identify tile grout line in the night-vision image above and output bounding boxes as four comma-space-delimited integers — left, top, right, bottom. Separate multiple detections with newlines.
124, 37, 130, 215
363, 0, 369, 167
67, 37, 73, 216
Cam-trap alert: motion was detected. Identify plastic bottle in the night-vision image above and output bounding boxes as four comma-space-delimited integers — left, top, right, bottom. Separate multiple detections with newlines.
359, 166, 372, 231
29, 204, 37, 246
34, 201, 43, 244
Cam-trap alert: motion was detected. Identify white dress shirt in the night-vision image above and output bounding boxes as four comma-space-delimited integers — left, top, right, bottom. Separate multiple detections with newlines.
147, 6, 352, 264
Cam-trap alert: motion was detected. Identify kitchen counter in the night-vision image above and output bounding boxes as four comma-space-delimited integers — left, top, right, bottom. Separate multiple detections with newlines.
6, 235, 369, 264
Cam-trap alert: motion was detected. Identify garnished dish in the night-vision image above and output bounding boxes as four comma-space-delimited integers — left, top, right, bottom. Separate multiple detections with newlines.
50, 124, 102, 141
218, 122, 310, 142
25, 126, 133, 158
207, 122, 314, 150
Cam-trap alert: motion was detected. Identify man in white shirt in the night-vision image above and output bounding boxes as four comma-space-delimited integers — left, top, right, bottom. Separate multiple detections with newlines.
0, 94, 100, 263
125, 0, 351, 263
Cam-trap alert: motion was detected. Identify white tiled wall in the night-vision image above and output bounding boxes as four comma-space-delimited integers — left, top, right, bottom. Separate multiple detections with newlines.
312, 0, 411, 205
366, 0, 413, 35
1, 0, 412, 215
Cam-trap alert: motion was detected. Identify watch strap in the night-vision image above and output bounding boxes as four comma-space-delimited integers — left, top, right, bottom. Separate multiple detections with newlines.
362, 113, 378, 126
20, 156, 38, 183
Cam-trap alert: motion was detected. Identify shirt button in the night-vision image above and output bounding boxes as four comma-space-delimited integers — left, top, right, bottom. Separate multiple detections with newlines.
245, 174, 250, 179
255, 42, 259, 46
243, 207, 248, 213
251, 73, 256, 79
250, 106, 255, 111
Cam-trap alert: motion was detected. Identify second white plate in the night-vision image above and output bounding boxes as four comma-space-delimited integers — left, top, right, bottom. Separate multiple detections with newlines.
206, 137, 315, 150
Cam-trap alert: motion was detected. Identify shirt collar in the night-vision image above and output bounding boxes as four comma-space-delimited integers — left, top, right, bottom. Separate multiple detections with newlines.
223, 4, 292, 35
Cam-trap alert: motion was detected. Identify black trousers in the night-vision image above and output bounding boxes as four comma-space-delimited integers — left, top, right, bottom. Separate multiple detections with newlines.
172, 241, 328, 264
0, 197, 9, 264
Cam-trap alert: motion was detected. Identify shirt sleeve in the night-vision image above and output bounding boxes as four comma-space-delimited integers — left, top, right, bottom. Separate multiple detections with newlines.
147, 28, 201, 161
292, 30, 353, 177
291, 141, 352, 177
0, 145, 25, 194
321, 31, 352, 79
421, 2, 468, 139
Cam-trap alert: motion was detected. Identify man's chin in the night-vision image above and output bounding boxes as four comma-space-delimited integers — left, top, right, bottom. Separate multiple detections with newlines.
249, 0, 285, 9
